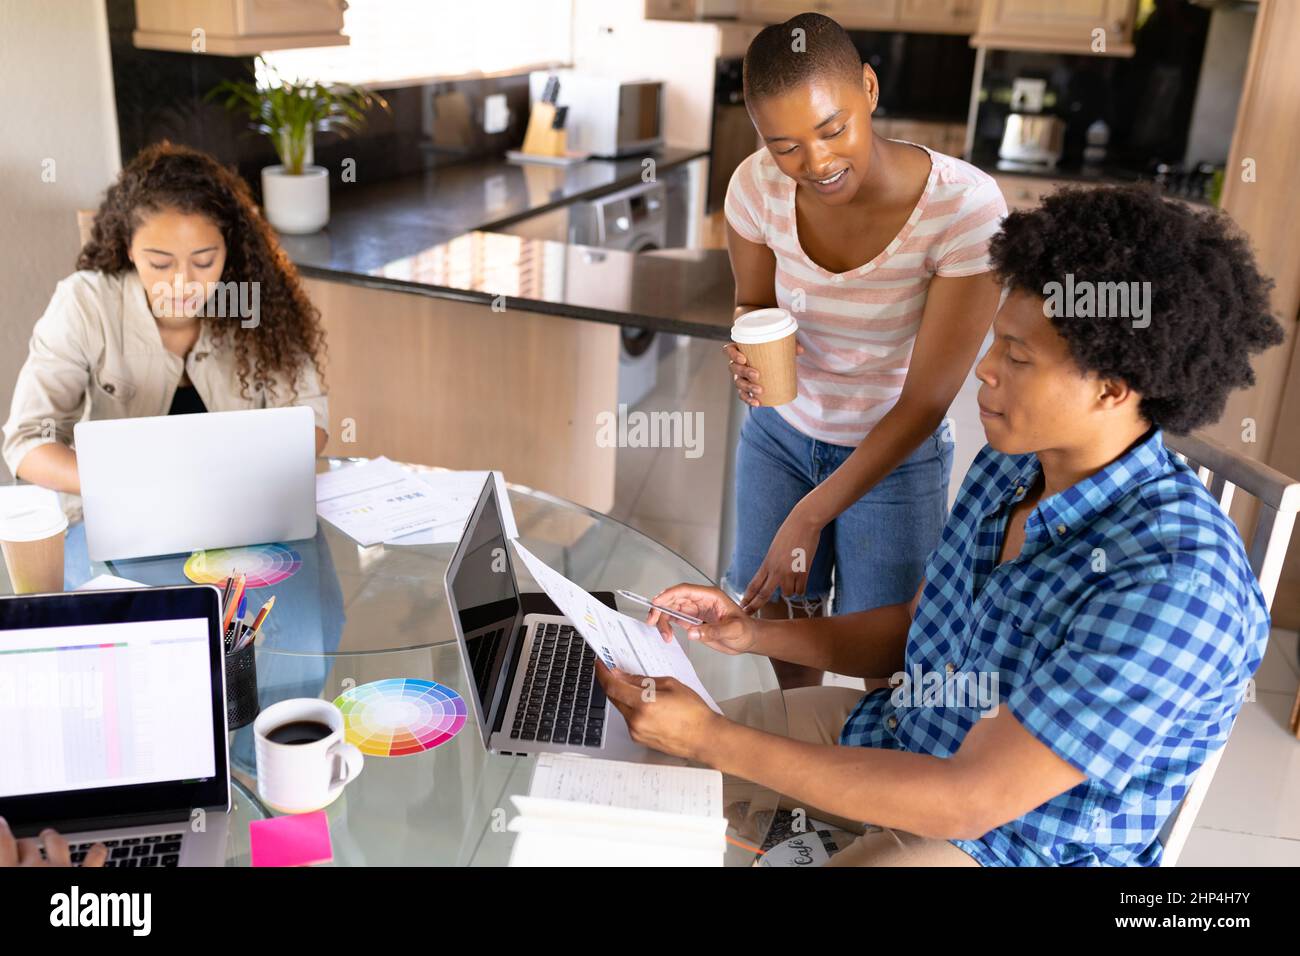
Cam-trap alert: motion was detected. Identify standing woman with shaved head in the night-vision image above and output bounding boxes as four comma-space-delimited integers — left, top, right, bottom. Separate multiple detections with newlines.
721, 13, 1006, 688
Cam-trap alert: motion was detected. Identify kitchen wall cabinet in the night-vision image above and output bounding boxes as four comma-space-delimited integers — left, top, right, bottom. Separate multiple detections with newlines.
132, 0, 348, 55
809, 1, 901, 31
644, 0, 703, 20
644, 0, 746, 19
735, 0, 805, 22
737, 0, 981, 34
897, 0, 982, 34
971, 0, 1136, 56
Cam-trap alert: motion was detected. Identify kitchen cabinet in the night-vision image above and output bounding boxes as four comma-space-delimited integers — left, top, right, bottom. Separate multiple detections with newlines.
737, 0, 818, 22
644, 0, 747, 19
811, 1, 900, 31
877, 118, 968, 158
992, 172, 1067, 211
644, 0, 703, 20
897, 0, 982, 34
132, 0, 348, 55
739, 0, 981, 34
306, 277, 620, 514
972, 0, 1136, 56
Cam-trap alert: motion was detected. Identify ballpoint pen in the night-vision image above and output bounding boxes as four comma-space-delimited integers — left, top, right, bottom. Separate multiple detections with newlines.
616, 589, 705, 626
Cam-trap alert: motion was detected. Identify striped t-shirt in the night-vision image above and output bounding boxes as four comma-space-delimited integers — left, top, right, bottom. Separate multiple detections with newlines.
725, 143, 1007, 446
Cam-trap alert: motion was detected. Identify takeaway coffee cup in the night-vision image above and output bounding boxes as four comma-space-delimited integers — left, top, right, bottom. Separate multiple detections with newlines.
0, 503, 67, 594
731, 308, 799, 406
254, 697, 363, 814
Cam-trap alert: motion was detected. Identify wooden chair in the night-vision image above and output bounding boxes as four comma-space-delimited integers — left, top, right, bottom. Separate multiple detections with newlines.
1155, 432, 1300, 866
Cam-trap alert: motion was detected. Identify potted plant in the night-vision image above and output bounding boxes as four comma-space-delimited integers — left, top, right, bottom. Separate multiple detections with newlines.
208, 58, 388, 234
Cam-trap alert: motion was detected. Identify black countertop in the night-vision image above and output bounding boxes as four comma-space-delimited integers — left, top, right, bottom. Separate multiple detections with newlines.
279, 145, 733, 341
329, 232, 736, 342
282, 145, 1207, 346
279, 146, 709, 277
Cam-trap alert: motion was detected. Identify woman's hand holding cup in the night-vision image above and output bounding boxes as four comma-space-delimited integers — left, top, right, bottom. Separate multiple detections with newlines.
727, 309, 802, 407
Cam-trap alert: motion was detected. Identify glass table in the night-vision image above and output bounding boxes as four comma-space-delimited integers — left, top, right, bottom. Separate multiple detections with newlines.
31, 460, 787, 865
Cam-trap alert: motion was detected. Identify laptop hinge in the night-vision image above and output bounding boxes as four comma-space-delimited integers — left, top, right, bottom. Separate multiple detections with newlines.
490, 619, 530, 738
26, 808, 198, 839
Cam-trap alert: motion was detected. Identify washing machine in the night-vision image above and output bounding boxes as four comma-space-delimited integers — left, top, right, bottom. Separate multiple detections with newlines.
566, 179, 669, 408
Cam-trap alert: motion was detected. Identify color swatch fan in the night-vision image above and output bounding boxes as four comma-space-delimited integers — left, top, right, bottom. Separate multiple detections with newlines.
333, 679, 467, 757
184, 543, 302, 589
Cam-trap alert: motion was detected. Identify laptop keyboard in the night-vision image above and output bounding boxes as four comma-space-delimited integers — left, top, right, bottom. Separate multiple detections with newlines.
510, 623, 607, 747
63, 832, 184, 867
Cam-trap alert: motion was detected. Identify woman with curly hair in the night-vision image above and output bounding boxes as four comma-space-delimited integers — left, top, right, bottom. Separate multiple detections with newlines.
3, 142, 329, 494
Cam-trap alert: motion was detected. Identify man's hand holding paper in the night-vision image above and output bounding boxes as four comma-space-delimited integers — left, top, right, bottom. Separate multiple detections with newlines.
509, 541, 722, 715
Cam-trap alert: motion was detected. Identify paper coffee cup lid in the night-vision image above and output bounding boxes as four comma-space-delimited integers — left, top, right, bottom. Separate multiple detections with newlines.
0, 504, 68, 543
732, 308, 798, 344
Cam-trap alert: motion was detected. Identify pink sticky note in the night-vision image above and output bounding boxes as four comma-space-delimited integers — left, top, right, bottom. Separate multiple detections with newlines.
249, 811, 333, 867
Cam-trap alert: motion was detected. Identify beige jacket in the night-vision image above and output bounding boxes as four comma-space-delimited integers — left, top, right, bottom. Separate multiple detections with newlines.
2, 269, 329, 478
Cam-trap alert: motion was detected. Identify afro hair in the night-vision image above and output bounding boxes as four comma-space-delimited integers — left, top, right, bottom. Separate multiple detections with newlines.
988, 184, 1284, 434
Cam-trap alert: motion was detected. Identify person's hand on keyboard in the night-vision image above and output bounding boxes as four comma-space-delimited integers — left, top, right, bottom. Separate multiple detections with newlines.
0, 818, 107, 867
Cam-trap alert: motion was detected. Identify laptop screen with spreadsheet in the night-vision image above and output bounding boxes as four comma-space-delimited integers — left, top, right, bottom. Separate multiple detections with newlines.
0, 617, 215, 798
0, 586, 229, 831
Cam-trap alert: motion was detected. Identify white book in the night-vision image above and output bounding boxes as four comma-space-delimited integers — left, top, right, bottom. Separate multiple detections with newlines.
508, 754, 727, 867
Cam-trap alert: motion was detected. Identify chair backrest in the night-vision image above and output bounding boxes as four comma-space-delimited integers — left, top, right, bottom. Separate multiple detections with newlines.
1156, 432, 1300, 866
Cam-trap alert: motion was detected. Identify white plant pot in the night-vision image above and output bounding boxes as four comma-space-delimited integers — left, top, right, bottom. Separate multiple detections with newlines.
261, 165, 329, 235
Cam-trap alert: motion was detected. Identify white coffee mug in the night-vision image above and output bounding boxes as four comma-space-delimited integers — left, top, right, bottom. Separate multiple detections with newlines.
254, 698, 363, 814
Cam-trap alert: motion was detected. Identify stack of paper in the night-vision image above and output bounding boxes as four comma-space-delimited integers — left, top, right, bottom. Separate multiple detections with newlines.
508, 754, 726, 866
388, 470, 517, 545
315, 458, 516, 546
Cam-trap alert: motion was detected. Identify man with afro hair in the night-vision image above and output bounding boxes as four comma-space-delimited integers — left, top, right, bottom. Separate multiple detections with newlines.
597, 184, 1283, 866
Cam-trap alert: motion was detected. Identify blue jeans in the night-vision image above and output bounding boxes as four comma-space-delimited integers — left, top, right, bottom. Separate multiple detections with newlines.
723, 406, 953, 615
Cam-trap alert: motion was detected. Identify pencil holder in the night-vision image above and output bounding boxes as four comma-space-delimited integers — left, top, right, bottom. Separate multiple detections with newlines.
225, 642, 260, 731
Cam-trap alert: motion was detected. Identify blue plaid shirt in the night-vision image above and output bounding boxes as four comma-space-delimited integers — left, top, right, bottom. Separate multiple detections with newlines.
839, 428, 1269, 866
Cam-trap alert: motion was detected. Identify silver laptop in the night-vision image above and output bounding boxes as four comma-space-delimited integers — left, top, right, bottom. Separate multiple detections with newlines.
444, 477, 648, 760
0, 585, 231, 866
75, 406, 317, 561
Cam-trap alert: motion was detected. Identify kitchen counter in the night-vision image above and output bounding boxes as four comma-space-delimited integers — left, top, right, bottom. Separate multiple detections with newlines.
278, 146, 710, 277
969, 148, 1216, 205
321, 231, 736, 342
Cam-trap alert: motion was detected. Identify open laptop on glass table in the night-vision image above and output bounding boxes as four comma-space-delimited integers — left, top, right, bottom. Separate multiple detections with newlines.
444, 477, 650, 760
0, 585, 231, 866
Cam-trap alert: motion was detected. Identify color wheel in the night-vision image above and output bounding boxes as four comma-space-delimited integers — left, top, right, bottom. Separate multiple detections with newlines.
183, 543, 302, 589
333, 679, 467, 757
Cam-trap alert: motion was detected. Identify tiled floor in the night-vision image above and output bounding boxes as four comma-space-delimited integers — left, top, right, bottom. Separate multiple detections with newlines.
612, 333, 1300, 866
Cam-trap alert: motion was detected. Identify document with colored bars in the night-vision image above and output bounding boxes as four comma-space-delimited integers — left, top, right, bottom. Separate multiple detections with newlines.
509, 541, 721, 714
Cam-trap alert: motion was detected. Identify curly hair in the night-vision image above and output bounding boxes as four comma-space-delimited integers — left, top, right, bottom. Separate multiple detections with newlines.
77, 141, 326, 401
743, 12, 862, 103
988, 184, 1283, 434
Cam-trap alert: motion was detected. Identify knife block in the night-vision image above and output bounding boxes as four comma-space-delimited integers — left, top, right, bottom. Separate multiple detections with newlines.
521, 101, 567, 158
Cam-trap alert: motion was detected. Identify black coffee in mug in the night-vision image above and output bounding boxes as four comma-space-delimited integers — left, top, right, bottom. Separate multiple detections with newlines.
266, 719, 333, 746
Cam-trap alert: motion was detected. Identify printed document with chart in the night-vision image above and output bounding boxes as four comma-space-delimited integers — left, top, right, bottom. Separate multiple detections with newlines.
509, 541, 721, 713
